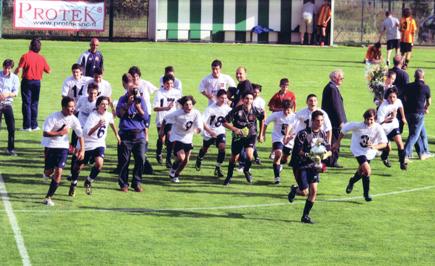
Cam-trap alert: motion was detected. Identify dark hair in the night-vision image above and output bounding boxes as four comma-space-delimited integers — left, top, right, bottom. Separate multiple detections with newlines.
122, 73, 133, 84
252, 83, 262, 92
211, 59, 222, 68
93, 67, 103, 76
282, 99, 294, 110
311, 110, 324, 120
96, 96, 110, 107
280, 78, 289, 86
385, 87, 398, 97
62, 96, 74, 108
374, 42, 381, 49
178, 95, 196, 106
162, 74, 175, 84
363, 109, 377, 119
29, 37, 41, 53
385, 11, 391, 17
306, 93, 317, 101
71, 63, 82, 71
128, 66, 141, 77
242, 91, 254, 98
3, 59, 14, 68
165, 66, 174, 74
216, 89, 227, 97
87, 82, 99, 93
402, 8, 411, 18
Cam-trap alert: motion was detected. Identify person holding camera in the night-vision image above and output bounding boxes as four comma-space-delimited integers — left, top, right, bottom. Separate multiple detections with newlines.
116, 78, 150, 192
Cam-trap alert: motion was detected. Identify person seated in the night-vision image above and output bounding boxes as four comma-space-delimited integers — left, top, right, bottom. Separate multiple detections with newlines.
364, 42, 382, 64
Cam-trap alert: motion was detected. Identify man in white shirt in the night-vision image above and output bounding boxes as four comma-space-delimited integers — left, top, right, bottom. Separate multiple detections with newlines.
300, 0, 315, 45
42, 97, 84, 206
379, 11, 401, 66
198, 59, 236, 105
61, 64, 93, 101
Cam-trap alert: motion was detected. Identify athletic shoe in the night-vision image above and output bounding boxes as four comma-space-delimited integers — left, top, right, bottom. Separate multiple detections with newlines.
279, 165, 283, 173
84, 179, 92, 195
169, 169, 176, 179
255, 158, 262, 165
420, 153, 434, 160
32, 127, 41, 131
166, 160, 172, 169
68, 184, 76, 197
223, 176, 232, 186
43, 198, 55, 206
66, 175, 72, 181
364, 195, 373, 202
120, 186, 128, 192
214, 167, 224, 178
133, 185, 144, 192
236, 164, 244, 173
301, 215, 314, 224
274, 176, 281, 185
382, 159, 392, 168
288, 185, 297, 203
243, 170, 253, 184
19, 128, 32, 132
156, 154, 163, 164
6, 149, 17, 156
346, 178, 354, 194
42, 173, 52, 181
195, 157, 202, 171
269, 152, 275, 160
170, 177, 180, 183
400, 162, 407, 170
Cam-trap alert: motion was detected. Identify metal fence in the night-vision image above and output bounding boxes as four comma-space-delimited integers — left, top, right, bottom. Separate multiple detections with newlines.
1, 0, 149, 40
334, 0, 435, 45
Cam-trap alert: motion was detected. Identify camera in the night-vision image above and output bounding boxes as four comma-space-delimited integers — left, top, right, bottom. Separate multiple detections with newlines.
133, 88, 141, 104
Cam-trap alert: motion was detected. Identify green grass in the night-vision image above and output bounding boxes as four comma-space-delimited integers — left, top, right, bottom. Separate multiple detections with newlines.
0, 40, 434, 265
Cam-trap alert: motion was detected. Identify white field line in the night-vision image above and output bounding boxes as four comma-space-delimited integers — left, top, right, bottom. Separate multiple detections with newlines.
3, 185, 434, 214
0, 174, 32, 266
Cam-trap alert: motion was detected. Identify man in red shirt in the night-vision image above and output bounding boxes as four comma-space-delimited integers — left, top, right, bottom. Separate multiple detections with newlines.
14, 37, 51, 131
268, 78, 296, 112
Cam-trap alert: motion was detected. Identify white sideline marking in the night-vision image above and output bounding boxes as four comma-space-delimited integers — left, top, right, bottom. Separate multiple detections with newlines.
4, 185, 435, 214
0, 174, 32, 266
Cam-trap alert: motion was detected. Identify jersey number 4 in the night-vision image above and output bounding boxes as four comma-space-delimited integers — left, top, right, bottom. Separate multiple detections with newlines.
72, 85, 85, 98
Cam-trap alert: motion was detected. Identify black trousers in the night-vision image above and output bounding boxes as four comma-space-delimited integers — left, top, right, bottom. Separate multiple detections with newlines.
328, 127, 341, 166
118, 138, 146, 189
0, 105, 15, 151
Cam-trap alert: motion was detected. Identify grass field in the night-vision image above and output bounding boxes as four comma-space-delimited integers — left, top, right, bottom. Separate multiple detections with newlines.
0, 40, 434, 265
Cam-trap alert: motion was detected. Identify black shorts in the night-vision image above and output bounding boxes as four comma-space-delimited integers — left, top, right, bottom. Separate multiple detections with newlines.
387, 128, 400, 141
231, 135, 256, 155
80, 147, 105, 165
173, 141, 193, 155
203, 134, 226, 148
272, 142, 292, 156
44, 148, 68, 170
157, 124, 172, 135
296, 169, 319, 190
356, 155, 370, 165
387, 39, 400, 50
400, 42, 412, 53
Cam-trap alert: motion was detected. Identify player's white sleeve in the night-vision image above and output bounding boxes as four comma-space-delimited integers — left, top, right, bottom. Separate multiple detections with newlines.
76, 97, 84, 112
202, 106, 211, 123
164, 111, 176, 124
153, 91, 161, 108
83, 112, 98, 136
72, 117, 84, 138
61, 78, 69, 97
265, 111, 277, 126
177, 79, 183, 92
195, 111, 204, 132
322, 111, 332, 132
43, 115, 55, 132
376, 103, 388, 124
198, 77, 206, 93
341, 122, 360, 135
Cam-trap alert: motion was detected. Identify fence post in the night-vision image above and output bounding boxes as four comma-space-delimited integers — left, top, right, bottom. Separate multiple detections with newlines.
360, 0, 365, 44
109, 0, 114, 41
0, 0, 3, 39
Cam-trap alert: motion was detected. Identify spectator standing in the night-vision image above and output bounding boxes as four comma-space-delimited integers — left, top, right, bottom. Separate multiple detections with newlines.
316, 0, 331, 46
0, 59, 19, 156
321, 70, 346, 168
379, 11, 401, 66
78, 38, 104, 77
300, 0, 315, 45
14, 37, 51, 131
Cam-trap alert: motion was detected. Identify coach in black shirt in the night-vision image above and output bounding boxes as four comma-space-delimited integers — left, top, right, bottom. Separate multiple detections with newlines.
403, 69, 432, 160
321, 69, 346, 167
390, 55, 409, 99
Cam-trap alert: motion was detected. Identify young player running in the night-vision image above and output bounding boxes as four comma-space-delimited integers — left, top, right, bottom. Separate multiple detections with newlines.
333, 109, 388, 202
223, 92, 265, 185
154, 74, 182, 168
195, 89, 232, 178
262, 100, 298, 184
161, 96, 203, 183
68, 96, 120, 196
42, 97, 84, 206
288, 110, 330, 224
377, 87, 407, 170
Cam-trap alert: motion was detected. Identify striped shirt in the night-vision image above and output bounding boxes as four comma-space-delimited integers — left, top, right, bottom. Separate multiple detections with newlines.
317, 3, 331, 27
400, 17, 417, 44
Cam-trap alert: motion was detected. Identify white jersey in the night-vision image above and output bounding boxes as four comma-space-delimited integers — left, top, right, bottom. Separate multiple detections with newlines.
382, 16, 400, 41
153, 88, 182, 127
159, 76, 183, 92
82, 110, 114, 151
265, 111, 299, 148
61, 76, 93, 101
342, 122, 387, 160
202, 102, 232, 140
198, 73, 236, 105
138, 79, 158, 115
165, 109, 203, 144
86, 79, 112, 98
41, 112, 83, 149
295, 107, 332, 133
377, 99, 403, 135
76, 96, 97, 127
253, 97, 266, 110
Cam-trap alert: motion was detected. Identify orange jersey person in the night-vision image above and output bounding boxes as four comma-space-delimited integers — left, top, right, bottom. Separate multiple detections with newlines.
317, 2, 331, 27
365, 43, 382, 64
400, 16, 417, 44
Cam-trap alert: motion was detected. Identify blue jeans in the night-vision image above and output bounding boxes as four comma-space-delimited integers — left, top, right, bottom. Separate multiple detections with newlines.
405, 113, 429, 157
118, 138, 146, 189
21, 79, 41, 129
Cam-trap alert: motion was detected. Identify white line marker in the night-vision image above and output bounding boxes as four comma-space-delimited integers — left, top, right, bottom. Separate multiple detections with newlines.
0, 174, 32, 266
5, 185, 435, 214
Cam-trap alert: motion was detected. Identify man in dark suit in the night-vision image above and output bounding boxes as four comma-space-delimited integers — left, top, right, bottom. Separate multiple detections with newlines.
390, 55, 409, 133
403, 69, 432, 161
321, 70, 346, 167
